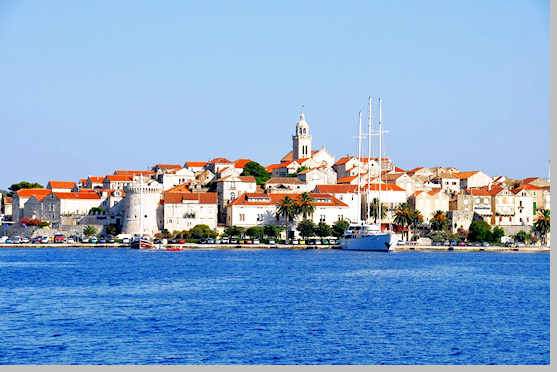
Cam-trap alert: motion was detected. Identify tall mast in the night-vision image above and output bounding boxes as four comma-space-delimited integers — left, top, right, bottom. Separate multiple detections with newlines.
378, 97, 383, 230
139, 174, 143, 239
357, 111, 362, 225
367, 96, 372, 223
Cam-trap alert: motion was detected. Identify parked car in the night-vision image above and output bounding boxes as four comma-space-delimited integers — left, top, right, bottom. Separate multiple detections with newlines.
238, 239, 245, 244
90, 237, 98, 244
504, 241, 514, 247
321, 239, 329, 245
482, 241, 490, 247
199, 238, 207, 244
21, 237, 30, 243
153, 238, 161, 244
108, 237, 115, 243
292, 239, 299, 245
230, 238, 237, 244
268, 239, 276, 245
473, 241, 481, 247
449, 240, 457, 246
253, 239, 260, 244
81, 237, 89, 243
40, 236, 50, 243
215, 239, 222, 244
54, 234, 66, 243
221, 237, 230, 244
67, 237, 75, 244
0, 236, 8, 244
207, 238, 215, 244
516, 242, 525, 247
329, 239, 337, 245
122, 238, 130, 244
12, 236, 22, 244
397, 240, 406, 246
31, 236, 40, 243
457, 242, 466, 247
466, 242, 473, 246
432, 241, 442, 246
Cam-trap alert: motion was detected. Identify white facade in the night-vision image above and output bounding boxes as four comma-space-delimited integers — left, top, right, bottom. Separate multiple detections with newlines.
122, 179, 163, 236
292, 112, 312, 160
157, 168, 196, 191
163, 192, 218, 231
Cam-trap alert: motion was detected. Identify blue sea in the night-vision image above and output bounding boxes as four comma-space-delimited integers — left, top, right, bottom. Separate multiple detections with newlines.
0, 247, 549, 365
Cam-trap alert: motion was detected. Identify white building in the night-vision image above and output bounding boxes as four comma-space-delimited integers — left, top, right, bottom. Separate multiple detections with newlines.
121, 178, 163, 236
263, 177, 312, 193
156, 167, 196, 191
297, 167, 337, 188
215, 175, 257, 223
163, 192, 218, 231
313, 184, 360, 223
361, 183, 408, 224
47, 181, 76, 193
227, 192, 350, 232
408, 189, 450, 223
456, 171, 492, 189
42, 191, 104, 227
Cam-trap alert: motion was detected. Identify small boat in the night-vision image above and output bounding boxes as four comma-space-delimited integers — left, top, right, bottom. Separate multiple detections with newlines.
130, 237, 154, 249
165, 247, 184, 252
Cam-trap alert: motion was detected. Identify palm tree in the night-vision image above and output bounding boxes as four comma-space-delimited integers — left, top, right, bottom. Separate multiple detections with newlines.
430, 210, 448, 231
394, 203, 412, 240
276, 196, 299, 244
297, 192, 315, 220
408, 210, 423, 241
369, 198, 386, 224
534, 209, 550, 245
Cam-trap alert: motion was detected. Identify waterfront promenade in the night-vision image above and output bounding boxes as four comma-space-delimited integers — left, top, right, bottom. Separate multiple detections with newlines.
0, 243, 549, 253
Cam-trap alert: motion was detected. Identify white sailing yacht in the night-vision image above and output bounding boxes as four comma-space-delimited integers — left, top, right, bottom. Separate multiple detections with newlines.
340, 97, 396, 252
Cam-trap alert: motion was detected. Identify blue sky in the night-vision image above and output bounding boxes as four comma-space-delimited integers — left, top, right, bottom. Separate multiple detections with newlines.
0, 0, 549, 189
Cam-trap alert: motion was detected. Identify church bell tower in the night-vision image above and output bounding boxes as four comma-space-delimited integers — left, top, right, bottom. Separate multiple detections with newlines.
292, 110, 312, 160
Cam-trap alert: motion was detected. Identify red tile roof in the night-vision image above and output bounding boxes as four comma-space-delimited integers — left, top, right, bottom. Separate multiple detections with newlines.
454, 171, 479, 179
234, 159, 253, 168
166, 183, 191, 193
114, 170, 155, 176
214, 175, 256, 183
48, 181, 76, 189
337, 175, 359, 184
266, 163, 286, 172
105, 175, 133, 182
164, 192, 217, 204
184, 161, 207, 168
79, 178, 88, 185
314, 184, 358, 194
360, 184, 406, 192
16, 189, 52, 198
464, 189, 492, 196
265, 177, 304, 185
281, 151, 293, 162
394, 166, 406, 173
229, 192, 348, 207
53, 192, 101, 200
154, 164, 182, 170
333, 156, 354, 166
208, 157, 232, 164
88, 176, 105, 183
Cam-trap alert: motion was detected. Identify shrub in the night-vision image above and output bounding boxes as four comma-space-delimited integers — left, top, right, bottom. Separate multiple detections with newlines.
83, 225, 97, 237
190, 224, 217, 239
315, 222, 332, 238
246, 226, 264, 239
263, 224, 283, 238
332, 220, 350, 238
468, 220, 492, 242
297, 220, 316, 238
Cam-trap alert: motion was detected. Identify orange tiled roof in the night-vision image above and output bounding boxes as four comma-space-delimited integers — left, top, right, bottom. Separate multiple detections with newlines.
266, 163, 285, 172
154, 164, 182, 170
184, 161, 207, 168
214, 175, 256, 183
464, 188, 492, 196
79, 178, 88, 185
165, 183, 191, 193
114, 170, 155, 176
333, 156, 354, 166
229, 192, 348, 207
234, 159, 253, 168
521, 177, 538, 184
164, 192, 217, 204
454, 171, 479, 179
281, 151, 293, 162
53, 192, 101, 200
105, 175, 133, 182
314, 184, 358, 194
16, 189, 52, 198
88, 176, 105, 183
208, 157, 232, 164
394, 166, 406, 173
265, 177, 304, 185
48, 181, 76, 189
337, 175, 359, 184
361, 184, 406, 192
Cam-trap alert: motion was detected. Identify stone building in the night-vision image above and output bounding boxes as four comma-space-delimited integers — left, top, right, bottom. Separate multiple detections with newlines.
408, 189, 450, 224
163, 192, 218, 231
215, 175, 257, 223
12, 189, 52, 222
47, 181, 76, 193
42, 192, 104, 228
121, 178, 163, 237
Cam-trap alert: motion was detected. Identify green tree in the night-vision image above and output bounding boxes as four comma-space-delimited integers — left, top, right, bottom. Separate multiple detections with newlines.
297, 192, 315, 220
315, 222, 332, 238
296, 166, 309, 174
332, 219, 350, 238
276, 196, 299, 243
88, 207, 105, 215
160, 228, 171, 239
408, 210, 423, 241
83, 225, 97, 237
394, 203, 412, 240
468, 220, 492, 242
297, 219, 316, 239
430, 210, 448, 231
246, 226, 264, 239
190, 224, 217, 239
515, 230, 532, 243
534, 209, 550, 245
241, 161, 271, 185
8, 181, 43, 196
263, 224, 283, 238
491, 226, 504, 244
224, 225, 245, 237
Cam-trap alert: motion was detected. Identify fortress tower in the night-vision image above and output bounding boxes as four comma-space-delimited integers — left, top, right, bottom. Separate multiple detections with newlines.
122, 178, 163, 237
292, 111, 312, 160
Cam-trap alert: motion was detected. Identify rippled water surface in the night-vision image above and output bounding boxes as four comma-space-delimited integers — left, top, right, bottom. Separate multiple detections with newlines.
0, 248, 549, 364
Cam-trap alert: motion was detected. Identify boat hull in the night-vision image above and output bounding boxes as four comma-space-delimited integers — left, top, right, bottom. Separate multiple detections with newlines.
130, 239, 154, 249
340, 233, 394, 252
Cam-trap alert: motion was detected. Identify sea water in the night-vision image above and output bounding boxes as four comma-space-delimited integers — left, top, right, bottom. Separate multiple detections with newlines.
0, 248, 549, 364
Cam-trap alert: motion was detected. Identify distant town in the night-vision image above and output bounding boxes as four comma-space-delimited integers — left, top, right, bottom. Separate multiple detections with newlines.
0, 112, 551, 246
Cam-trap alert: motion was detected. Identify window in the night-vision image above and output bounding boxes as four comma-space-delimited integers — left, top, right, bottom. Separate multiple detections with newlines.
184, 212, 196, 219
320, 215, 326, 222
337, 215, 343, 221
257, 214, 264, 222
240, 214, 245, 222
230, 192, 236, 200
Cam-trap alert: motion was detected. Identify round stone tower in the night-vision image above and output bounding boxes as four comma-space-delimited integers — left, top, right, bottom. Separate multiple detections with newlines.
122, 178, 163, 237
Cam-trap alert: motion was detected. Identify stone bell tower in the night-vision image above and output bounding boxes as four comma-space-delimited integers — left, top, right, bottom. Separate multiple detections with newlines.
292, 110, 312, 160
